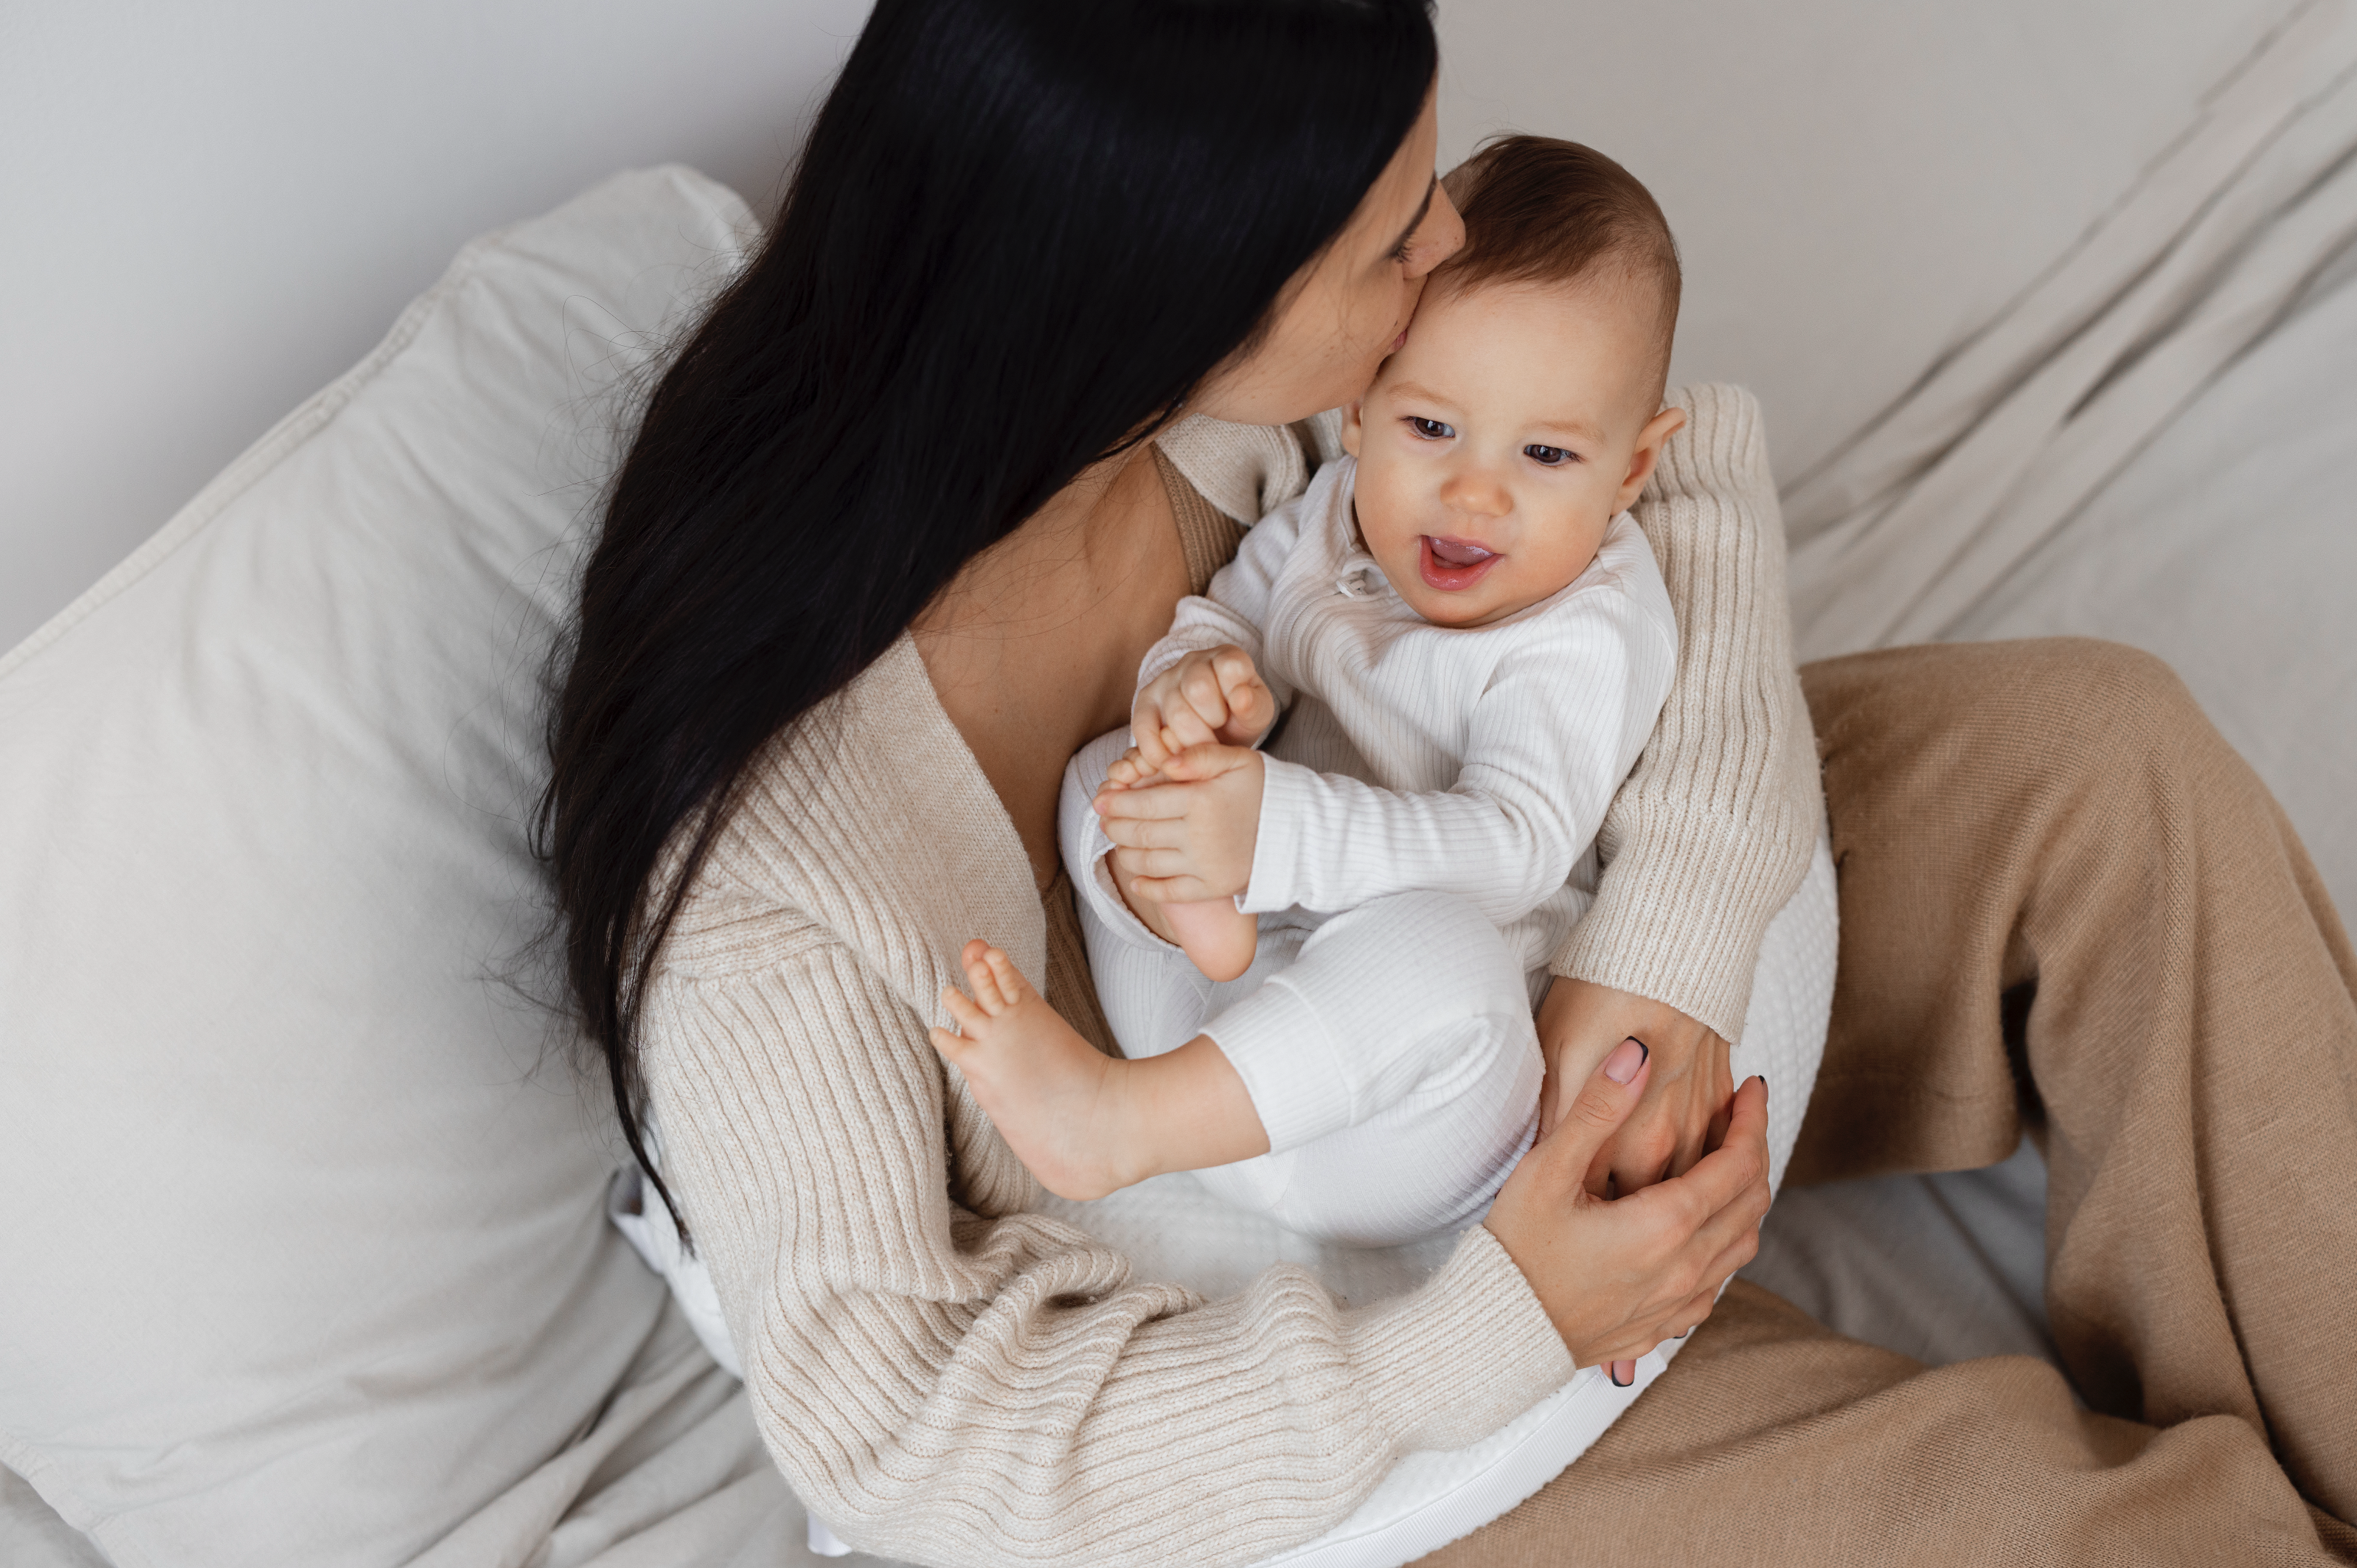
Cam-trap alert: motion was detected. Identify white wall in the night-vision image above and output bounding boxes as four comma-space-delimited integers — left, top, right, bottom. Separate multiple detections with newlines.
1, 0, 2286, 653
1436, 0, 2285, 477
1, 0, 867, 654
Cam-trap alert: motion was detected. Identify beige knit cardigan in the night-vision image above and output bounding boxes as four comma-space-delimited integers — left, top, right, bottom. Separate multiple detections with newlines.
641, 383, 1819, 1567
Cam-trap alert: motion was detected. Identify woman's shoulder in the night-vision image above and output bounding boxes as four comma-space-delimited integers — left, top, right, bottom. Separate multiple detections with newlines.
1645, 383, 1772, 505
653, 636, 1044, 995
645, 748, 847, 984
1155, 412, 1340, 524
650, 856, 833, 982
643, 640, 938, 973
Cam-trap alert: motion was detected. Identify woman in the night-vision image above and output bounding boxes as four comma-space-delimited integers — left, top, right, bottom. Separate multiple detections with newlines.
544, 0, 2357, 1562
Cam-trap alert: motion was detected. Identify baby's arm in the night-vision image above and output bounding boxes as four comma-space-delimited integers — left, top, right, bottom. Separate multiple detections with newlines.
1090, 490, 1314, 977
1096, 578, 1679, 954
1249, 583, 1677, 926
1125, 488, 1311, 771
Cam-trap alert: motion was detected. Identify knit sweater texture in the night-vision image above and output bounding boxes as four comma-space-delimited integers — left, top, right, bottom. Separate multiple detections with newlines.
640, 383, 1818, 1566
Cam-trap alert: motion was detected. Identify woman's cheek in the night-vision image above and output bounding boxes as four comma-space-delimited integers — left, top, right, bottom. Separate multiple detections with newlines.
1363, 279, 1416, 366
1395, 268, 1437, 339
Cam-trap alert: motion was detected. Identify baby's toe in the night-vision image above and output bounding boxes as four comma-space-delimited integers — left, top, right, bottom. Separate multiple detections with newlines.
940, 985, 987, 1033
963, 945, 1018, 1012
981, 948, 1028, 1008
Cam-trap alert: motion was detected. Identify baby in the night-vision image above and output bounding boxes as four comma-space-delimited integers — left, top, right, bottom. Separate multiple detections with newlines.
931, 137, 1690, 1245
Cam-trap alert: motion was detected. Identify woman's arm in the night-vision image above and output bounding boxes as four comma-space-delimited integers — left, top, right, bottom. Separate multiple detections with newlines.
1544, 384, 1823, 1183
645, 908, 1769, 1567
643, 935, 1570, 1568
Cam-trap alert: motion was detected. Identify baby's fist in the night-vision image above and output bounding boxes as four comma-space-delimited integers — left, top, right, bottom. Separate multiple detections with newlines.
1131, 645, 1276, 771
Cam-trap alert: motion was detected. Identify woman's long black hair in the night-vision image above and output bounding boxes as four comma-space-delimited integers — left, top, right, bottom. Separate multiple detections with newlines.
541, 0, 1436, 1236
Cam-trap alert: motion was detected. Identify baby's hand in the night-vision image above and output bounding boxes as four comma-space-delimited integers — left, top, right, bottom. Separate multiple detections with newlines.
1100, 739, 1201, 792
1094, 742, 1265, 905
1130, 646, 1276, 774
1100, 746, 1162, 793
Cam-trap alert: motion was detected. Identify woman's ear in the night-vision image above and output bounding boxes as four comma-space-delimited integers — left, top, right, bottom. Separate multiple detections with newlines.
1614, 406, 1688, 510
1341, 398, 1367, 457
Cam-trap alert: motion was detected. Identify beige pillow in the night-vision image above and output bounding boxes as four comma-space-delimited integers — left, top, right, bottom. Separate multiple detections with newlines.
0, 167, 754, 1567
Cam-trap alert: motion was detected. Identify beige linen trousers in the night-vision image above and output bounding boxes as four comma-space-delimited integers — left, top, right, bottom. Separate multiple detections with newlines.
1414, 637, 2357, 1567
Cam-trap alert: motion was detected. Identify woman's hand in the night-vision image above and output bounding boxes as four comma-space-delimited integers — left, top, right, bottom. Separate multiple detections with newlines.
1486, 1039, 1770, 1381
1538, 976, 1734, 1200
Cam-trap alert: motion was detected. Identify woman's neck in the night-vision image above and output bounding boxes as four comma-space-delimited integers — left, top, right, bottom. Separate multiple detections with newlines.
913, 446, 1189, 888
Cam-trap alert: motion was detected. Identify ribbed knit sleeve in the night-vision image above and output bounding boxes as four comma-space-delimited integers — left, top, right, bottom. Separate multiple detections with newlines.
643, 930, 1572, 1568
1547, 383, 1824, 1041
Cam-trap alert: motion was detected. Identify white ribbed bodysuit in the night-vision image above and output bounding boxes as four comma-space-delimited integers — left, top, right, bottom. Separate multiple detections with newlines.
1061, 455, 1677, 1243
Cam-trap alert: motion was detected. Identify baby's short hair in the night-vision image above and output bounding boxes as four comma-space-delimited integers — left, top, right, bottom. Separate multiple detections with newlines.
1437, 135, 1681, 405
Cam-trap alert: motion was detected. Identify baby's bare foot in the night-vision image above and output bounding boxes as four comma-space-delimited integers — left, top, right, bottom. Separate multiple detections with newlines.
926, 940, 1145, 1201
1162, 898, 1257, 983
1103, 848, 1255, 981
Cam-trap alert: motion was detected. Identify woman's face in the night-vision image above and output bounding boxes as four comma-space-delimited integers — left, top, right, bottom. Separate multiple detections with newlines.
1191, 90, 1464, 429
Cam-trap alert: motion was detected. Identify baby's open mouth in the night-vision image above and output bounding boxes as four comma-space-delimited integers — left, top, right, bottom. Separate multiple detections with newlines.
1417, 535, 1503, 592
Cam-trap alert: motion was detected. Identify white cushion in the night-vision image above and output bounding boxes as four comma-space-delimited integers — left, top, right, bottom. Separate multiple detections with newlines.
0, 166, 754, 1567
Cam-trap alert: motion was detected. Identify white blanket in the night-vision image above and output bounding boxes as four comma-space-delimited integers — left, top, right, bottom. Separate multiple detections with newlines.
1785, 0, 2357, 912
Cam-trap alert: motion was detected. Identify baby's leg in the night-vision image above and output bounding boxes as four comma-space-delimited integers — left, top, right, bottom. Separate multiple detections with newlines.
1258, 1016, 1541, 1245
928, 941, 1271, 1201
1191, 892, 1542, 1246
1059, 725, 1259, 982
1061, 729, 1221, 1053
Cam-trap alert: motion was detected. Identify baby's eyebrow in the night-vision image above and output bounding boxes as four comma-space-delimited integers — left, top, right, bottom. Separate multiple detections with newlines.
1384, 379, 1458, 408
1527, 418, 1604, 444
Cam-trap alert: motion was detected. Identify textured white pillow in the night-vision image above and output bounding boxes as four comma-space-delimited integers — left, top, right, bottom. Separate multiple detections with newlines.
0, 167, 755, 1567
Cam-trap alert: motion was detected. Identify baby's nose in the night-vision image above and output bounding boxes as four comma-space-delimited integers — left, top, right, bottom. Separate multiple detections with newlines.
1440, 465, 1513, 516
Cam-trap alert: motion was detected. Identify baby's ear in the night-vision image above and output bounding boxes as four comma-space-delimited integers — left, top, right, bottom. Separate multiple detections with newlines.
1340, 398, 1366, 457
1615, 406, 1689, 510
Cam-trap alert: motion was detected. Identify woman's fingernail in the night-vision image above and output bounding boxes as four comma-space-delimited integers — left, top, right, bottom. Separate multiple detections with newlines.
1675, 1328, 1690, 1339
1609, 1366, 1631, 1387
1603, 1037, 1648, 1084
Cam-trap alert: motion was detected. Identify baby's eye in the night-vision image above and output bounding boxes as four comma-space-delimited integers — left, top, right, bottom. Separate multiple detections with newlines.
1524, 444, 1576, 467
1407, 417, 1456, 440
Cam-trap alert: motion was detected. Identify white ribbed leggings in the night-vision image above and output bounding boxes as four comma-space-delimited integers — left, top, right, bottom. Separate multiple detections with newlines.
1060, 730, 1543, 1247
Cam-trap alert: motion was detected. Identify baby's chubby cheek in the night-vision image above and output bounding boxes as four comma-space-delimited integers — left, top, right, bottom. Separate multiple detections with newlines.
1348, 452, 1427, 576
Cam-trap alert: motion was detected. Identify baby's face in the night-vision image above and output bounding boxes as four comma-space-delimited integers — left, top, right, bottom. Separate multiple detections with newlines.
1343, 277, 1681, 628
